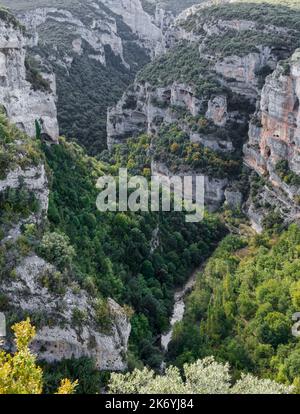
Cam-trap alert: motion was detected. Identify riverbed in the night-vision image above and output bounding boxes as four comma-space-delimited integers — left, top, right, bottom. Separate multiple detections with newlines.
161, 264, 204, 351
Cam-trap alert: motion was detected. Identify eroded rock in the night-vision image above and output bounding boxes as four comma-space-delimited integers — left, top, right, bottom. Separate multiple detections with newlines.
0, 18, 59, 142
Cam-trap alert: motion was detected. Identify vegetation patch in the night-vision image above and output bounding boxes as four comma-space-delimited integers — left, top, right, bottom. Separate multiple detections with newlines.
168, 224, 300, 390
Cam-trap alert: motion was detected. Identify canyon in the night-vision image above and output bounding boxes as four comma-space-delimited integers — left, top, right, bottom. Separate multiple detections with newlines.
106, 1, 300, 225
1, 0, 300, 380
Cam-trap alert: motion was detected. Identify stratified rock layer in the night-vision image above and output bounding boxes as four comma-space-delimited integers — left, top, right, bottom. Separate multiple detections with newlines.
244, 49, 300, 223
2, 255, 130, 370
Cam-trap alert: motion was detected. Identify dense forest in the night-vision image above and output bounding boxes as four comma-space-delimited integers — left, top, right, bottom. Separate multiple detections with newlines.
167, 225, 300, 389
43, 135, 226, 369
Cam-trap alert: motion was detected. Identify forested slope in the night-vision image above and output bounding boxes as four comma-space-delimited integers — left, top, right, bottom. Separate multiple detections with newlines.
168, 226, 300, 389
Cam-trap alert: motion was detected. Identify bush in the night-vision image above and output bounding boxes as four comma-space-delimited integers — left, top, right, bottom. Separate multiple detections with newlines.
38, 232, 75, 271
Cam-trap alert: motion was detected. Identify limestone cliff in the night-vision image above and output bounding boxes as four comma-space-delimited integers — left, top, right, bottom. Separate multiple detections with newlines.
244, 50, 300, 227
2, 255, 130, 370
107, 75, 248, 211
0, 133, 131, 371
0, 121, 131, 372
0, 13, 58, 142
0, 10, 131, 371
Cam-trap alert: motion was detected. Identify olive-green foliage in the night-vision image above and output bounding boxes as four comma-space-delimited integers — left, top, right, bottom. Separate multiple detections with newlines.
0, 186, 39, 227
56, 45, 148, 155
38, 231, 75, 271
25, 57, 51, 93
0, 318, 77, 394
182, 1, 300, 33
138, 42, 222, 99
0, 114, 43, 179
275, 160, 300, 187
0, 6, 24, 30
153, 124, 242, 179
168, 225, 300, 388
94, 298, 113, 333
41, 357, 106, 394
109, 356, 293, 394
202, 29, 300, 58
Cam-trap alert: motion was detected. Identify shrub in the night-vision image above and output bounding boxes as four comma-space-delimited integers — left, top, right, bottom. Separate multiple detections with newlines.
38, 232, 75, 271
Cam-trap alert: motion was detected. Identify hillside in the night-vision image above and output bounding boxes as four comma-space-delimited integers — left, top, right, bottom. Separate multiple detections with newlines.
168, 225, 300, 388
0, 0, 228, 369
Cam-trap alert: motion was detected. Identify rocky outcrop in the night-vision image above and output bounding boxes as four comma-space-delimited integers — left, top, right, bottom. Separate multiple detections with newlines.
244, 49, 300, 220
2, 255, 130, 371
101, 0, 167, 56
107, 2, 300, 221
17, 7, 118, 68
107, 81, 236, 151
107, 7, 291, 149
0, 147, 131, 371
225, 188, 243, 210
0, 9, 131, 371
0, 16, 58, 142
215, 47, 279, 99
107, 81, 203, 149
152, 160, 228, 212
3, 0, 176, 152
10, 0, 173, 69
206, 95, 228, 127
0, 164, 49, 243
0, 152, 131, 372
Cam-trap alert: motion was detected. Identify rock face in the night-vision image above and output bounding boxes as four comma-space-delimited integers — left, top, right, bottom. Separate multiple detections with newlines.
152, 161, 228, 212
101, 0, 166, 56
0, 10, 130, 371
0, 149, 131, 371
107, 81, 203, 149
107, 81, 236, 151
106, 6, 290, 150
0, 16, 58, 142
107, 2, 300, 220
206, 95, 228, 127
0, 174, 130, 371
244, 49, 300, 222
215, 47, 279, 99
2, 255, 130, 371
0, 164, 49, 243
225, 188, 243, 210
17, 6, 124, 68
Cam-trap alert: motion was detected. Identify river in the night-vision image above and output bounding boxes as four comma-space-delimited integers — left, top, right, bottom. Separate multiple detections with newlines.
161, 264, 204, 351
